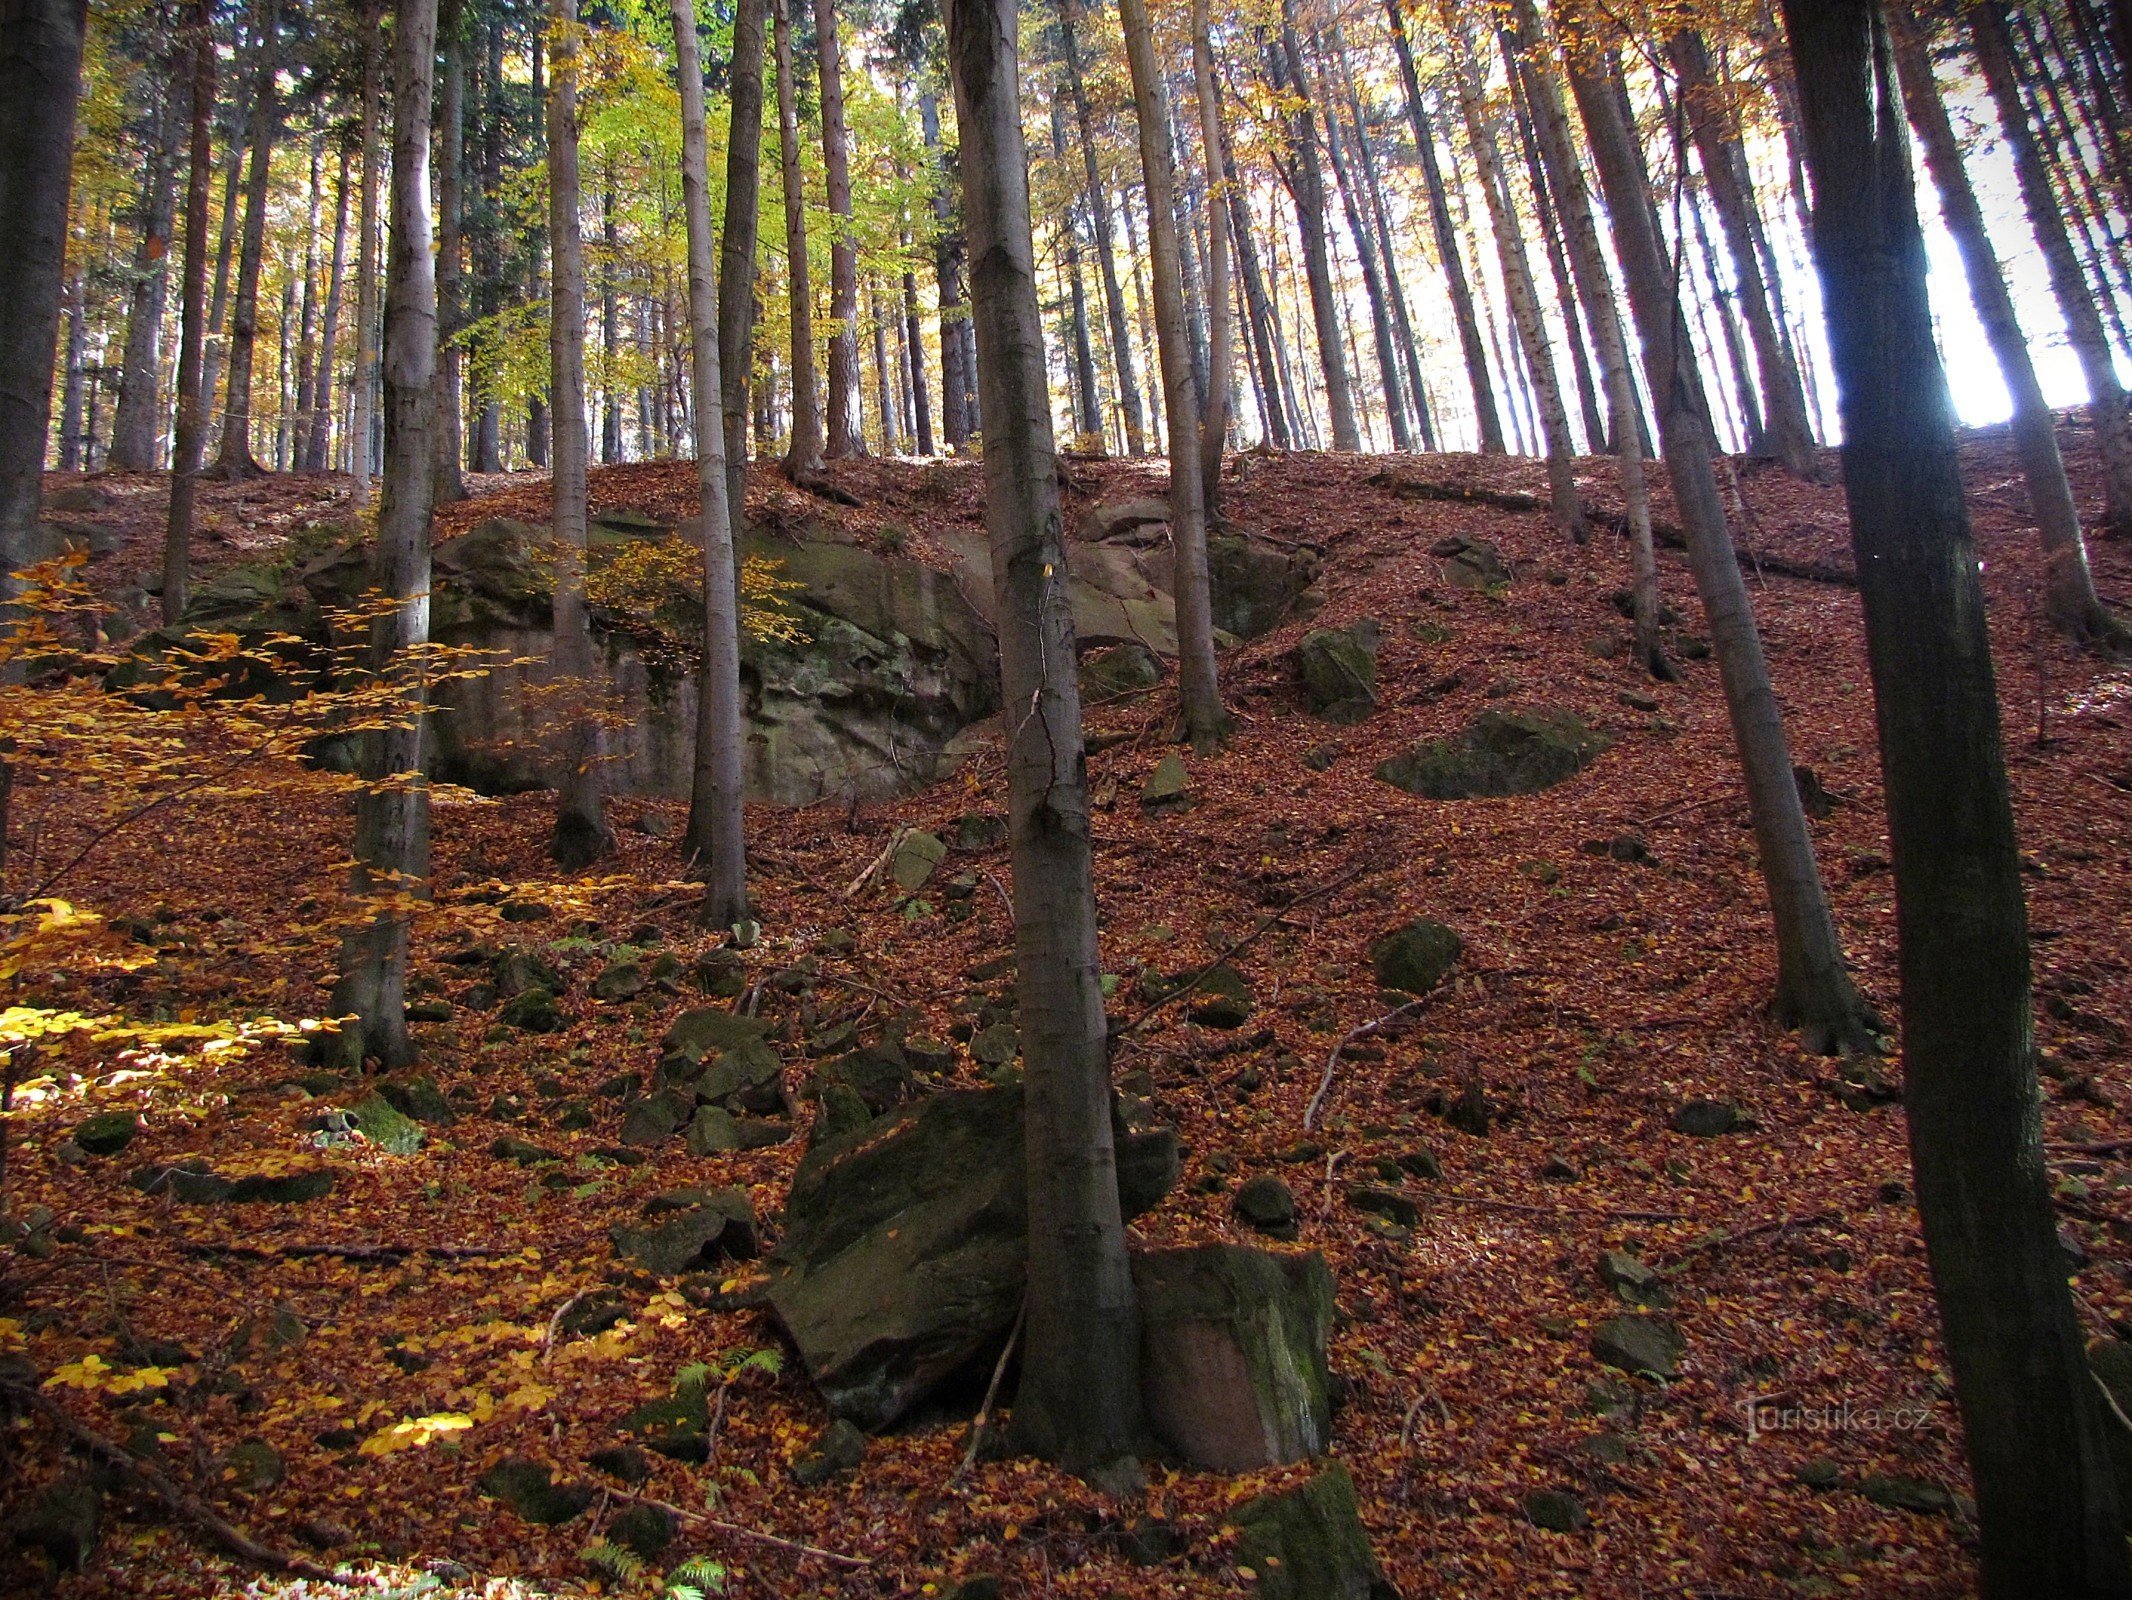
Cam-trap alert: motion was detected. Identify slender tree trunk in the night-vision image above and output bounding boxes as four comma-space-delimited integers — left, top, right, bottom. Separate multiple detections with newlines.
162, 0, 214, 625
1386, 0, 1503, 453
922, 89, 971, 450
1891, 15, 2120, 645
306, 142, 349, 472
56, 275, 85, 471
290, 134, 322, 473
943, 0, 1141, 1475
1117, 0, 1225, 749
1970, 1, 2132, 532
672, 0, 749, 927
197, 58, 249, 460
351, 0, 382, 497
1440, 1, 1583, 533
1191, 4, 1232, 508
773, 0, 823, 477
1785, 7, 2132, 1595
902, 245, 934, 455
331, 0, 438, 1071
1226, 161, 1289, 448
433, 0, 467, 503
1270, 7, 1359, 451
110, 81, 183, 471
1669, 28, 1818, 478
716, 0, 764, 523
209, 0, 281, 481
1050, 96, 1104, 446
1508, 65, 1605, 454
599, 184, 620, 464
1335, 29, 1433, 450
1059, 0, 1146, 456
548, 0, 610, 870
469, 17, 504, 473
1561, 9, 1878, 1054
811, 0, 863, 458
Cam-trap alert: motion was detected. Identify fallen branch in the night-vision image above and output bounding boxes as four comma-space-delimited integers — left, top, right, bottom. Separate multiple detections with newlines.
2053, 1138, 2132, 1157
177, 1241, 515, 1264
841, 826, 910, 899
953, 1299, 1027, 1483
0, 1379, 337, 1580
542, 1288, 594, 1363
600, 1485, 871, 1568
1429, 1193, 1688, 1224
1304, 1001, 1427, 1132
1659, 1209, 1844, 1266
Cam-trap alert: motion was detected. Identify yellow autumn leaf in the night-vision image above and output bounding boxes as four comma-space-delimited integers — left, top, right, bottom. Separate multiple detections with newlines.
357, 1412, 475, 1455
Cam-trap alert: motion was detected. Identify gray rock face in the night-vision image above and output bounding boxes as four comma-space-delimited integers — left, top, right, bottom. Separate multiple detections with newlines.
1368, 920, 1463, 995
1376, 709, 1611, 799
1081, 641, 1164, 701
1591, 1314, 1686, 1378
1233, 1175, 1300, 1240
610, 1187, 758, 1275
1293, 621, 1380, 723
1230, 1464, 1400, 1600
1133, 1243, 1334, 1470
767, 1086, 1178, 1430
1432, 535, 1513, 590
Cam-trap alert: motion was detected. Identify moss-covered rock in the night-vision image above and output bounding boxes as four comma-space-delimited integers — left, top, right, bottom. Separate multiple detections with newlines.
1293, 622, 1379, 723
1231, 1464, 1399, 1600
1376, 708, 1611, 799
1367, 920, 1463, 996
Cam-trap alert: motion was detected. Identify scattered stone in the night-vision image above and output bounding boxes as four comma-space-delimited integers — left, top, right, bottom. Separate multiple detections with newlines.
811, 1041, 914, 1113
905, 1035, 955, 1073
588, 1444, 649, 1484
499, 900, 553, 923
1859, 1474, 1956, 1516
811, 1083, 874, 1146
1670, 1099, 1742, 1138
498, 988, 565, 1033
1293, 621, 1380, 723
1432, 535, 1513, 590
1522, 1489, 1589, 1533
1185, 964, 1254, 1029
1368, 920, 1462, 996
1134, 1243, 1335, 1470
593, 960, 646, 1001
663, 1007, 773, 1066
1346, 1186, 1420, 1227
618, 1090, 693, 1147
14, 1477, 101, 1571
1082, 641, 1164, 701
347, 1091, 425, 1155
492, 948, 563, 996
1395, 1147, 1443, 1181
1230, 1463, 1399, 1600
1376, 708, 1611, 800
1538, 1153, 1581, 1182
477, 1459, 594, 1525
73, 1110, 140, 1157
610, 1502, 675, 1562
1302, 742, 1344, 772
381, 1073, 455, 1125
890, 830, 948, 891
491, 1135, 563, 1166
1142, 754, 1191, 813
737, 1117, 793, 1149
1596, 1250, 1663, 1305
1232, 1175, 1299, 1240
611, 1187, 758, 1274
555, 1290, 630, 1340
1081, 495, 1170, 543
1618, 689, 1660, 713
1591, 1314, 1686, 1378
792, 1418, 867, 1486
1794, 764, 1837, 819
945, 1577, 1004, 1600
220, 1438, 286, 1493
970, 1022, 1019, 1067
1797, 1458, 1843, 1491
954, 812, 1008, 850
691, 950, 748, 998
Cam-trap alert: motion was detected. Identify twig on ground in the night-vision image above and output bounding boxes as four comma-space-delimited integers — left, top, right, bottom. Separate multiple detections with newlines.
542, 1288, 593, 1362
1659, 1209, 1844, 1266
1429, 1193, 1688, 1224
177, 1240, 515, 1264
1305, 1000, 1428, 1132
600, 1484, 871, 1567
842, 826, 909, 899
954, 1299, 1027, 1483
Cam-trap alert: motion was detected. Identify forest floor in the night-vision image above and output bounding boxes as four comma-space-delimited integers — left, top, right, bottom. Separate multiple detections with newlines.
6, 419, 2132, 1600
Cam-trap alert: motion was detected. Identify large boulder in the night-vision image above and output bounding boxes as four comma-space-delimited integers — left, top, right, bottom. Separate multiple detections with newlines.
1230, 1465, 1400, 1600
767, 1086, 1178, 1430
1293, 622, 1379, 724
1133, 1244, 1334, 1470
1431, 535, 1512, 590
1368, 920, 1462, 996
1376, 708, 1611, 799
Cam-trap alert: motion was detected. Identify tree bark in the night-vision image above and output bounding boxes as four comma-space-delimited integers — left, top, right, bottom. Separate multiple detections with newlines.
289, 134, 322, 473
110, 70, 184, 472
1191, 2, 1232, 508
1335, 28, 1434, 450
548, 0, 611, 870
1891, 14, 2121, 646
716, 0, 764, 519
812, 0, 863, 457
305, 141, 349, 472
433, 0, 467, 503
943, 0, 1142, 1476
774, 0, 823, 478
351, 0, 382, 495
1784, 6, 2132, 1594
1058, 0, 1146, 456
1049, 95, 1104, 446
1385, 0, 1503, 454
1969, 1, 2132, 533
1117, 0, 1226, 749
1271, 4, 1359, 451
1561, 9, 1878, 1054
673, 0, 749, 928
902, 243, 934, 455
330, 0, 439, 1071
921, 88, 971, 450
162, 0, 214, 625
208, 0, 281, 481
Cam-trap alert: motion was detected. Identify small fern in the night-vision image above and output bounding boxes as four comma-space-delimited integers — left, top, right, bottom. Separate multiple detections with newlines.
673, 1361, 714, 1403
662, 1555, 728, 1597
582, 1540, 646, 1586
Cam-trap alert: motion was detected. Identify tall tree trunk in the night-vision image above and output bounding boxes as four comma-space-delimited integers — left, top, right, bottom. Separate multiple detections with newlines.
1271, 6, 1359, 451
1191, 3, 1232, 507
1669, 28, 1818, 478
1507, 0, 1667, 677
468, 16, 504, 473
773, 0, 823, 477
1440, 1, 1584, 534
209, 0, 282, 481
0, 0, 88, 624
1784, 7, 2132, 1594
673, 0, 749, 928
290, 134, 322, 473
1970, 1, 2132, 532
305, 141, 349, 472
1507, 63, 1605, 454
1335, 28, 1434, 450
943, 0, 1141, 1475
351, 0, 382, 497
716, 0, 764, 523
56, 274, 85, 471
1561, 9, 1878, 1054
1058, 0, 1146, 456
526, 25, 550, 471
197, 54, 250, 461
1891, 14, 2121, 645
110, 77, 183, 471
921, 88, 971, 449
1225, 157, 1290, 448
812, 0, 863, 457
331, 0, 439, 1071
548, 0, 610, 869
1118, 0, 1225, 749
433, 0, 467, 503
1050, 96, 1104, 446
163, 0, 214, 625
1385, 0, 1503, 453
902, 244, 934, 455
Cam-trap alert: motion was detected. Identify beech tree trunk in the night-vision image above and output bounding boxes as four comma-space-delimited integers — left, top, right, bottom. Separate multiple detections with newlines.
1334, 28, 1433, 450
305, 143, 349, 472
1191, 0, 1232, 508
1058, 0, 1145, 456
331, 0, 438, 1072
774, 0, 823, 477
1969, 1, 2132, 533
162, 0, 214, 625
672, 0, 749, 928
1049, 96, 1104, 446
902, 246, 934, 455
208, 0, 281, 481
1440, 1, 1583, 534
921, 89, 971, 450
289, 136, 321, 472
1891, 15, 2120, 647
1271, 5, 1359, 451
433, 0, 467, 504
1118, 0, 1225, 749
716, 0, 764, 520
547, 0, 610, 870
813, 0, 863, 458
110, 77, 183, 472
1784, 6, 2132, 1594
1561, 7, 1878, 1054
1385, 0, 1503, 454
351, 1, 382, 495
943, 0, 1141, 1476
